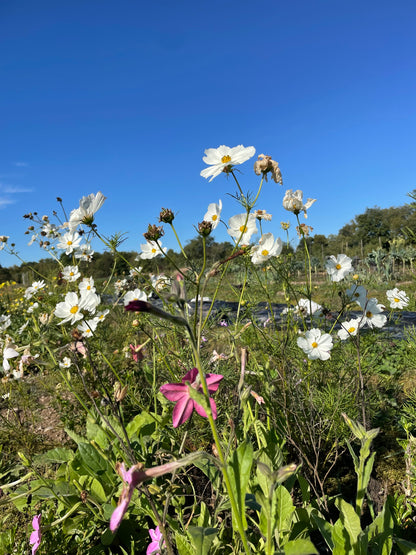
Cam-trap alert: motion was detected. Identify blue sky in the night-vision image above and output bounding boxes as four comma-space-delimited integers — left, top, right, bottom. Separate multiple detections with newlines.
1, 0, 415, 267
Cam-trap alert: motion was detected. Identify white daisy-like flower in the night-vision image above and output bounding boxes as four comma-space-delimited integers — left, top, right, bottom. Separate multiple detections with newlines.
57, 231, 82, 255
251, 233, 282, 264
62, 265, 81, 282
283, 189, 316, 218
200, 145, 256, 182
75, 243, 94, 262
68, 192, 106, 230
359, 298, 387, 329
93, 309, 109, 324
77, 319, 98, 338
0, 315, 11, 331
297, 328, 333, 361
204, 200, 222, 230
59, 357, 72, 369
124, 288, 148, 307
346, 285, 367, 306
325, 254, 353, 283
3, 343, 19, 372
129, 266, 142, 277
227, 213, 258, 244
27, 302, 39, 313
79, 277, 96, 295
18, 321, 30, 334
337, 318, 362, 340
139, 240, 166, 260
80, 291, 100, 313
150, 274, 170, 292
386, 288, 409, 309
54, 292, 88, 325
253, 209, 272, 221
24, 280, 46, 299
296, 298, 323, 317
114, 279, 127, 294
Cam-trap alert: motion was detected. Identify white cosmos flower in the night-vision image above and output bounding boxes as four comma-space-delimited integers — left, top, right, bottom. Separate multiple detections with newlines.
93, 309, 109, 324
297, 298, 323, 317
79, 277, 96, 295
59, 357, 72, 369
297, 328, 333, 361
68, 192, 106, 230
386, 288, 409, 309
359, 298, 387, 329
337, 318, 362, 340
27, 302, 39, 313
200, 145, 256, 182
57, 231, 82, 254
124, 288, 148, 307
0, 315, 11, 331
204, 200, 222, 229
75, 242, 94, 262
3, 343, 19, 372
114, 279, 127, 294
251, 233, 282, 264
62, 265, 81, 282
346, 284, 367, 306
77, 319, 98, 338
80, 291, 100, 313
325, 254, 353, 282
24, 280, 46, 299
139, 240, 166, 260
253, 209, 272, 221
227, 213, 258, 244
54, 292, 89, 324
283, 189, 316, 218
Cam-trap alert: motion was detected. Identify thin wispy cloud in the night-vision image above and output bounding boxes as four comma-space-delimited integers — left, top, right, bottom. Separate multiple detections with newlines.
13, 162, 29, 167
1, 186, 34, 194
0, 198, 15, 208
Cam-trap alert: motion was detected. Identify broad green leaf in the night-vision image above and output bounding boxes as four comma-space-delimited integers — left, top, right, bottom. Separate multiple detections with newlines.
78, 442, 109, 474
395, 539, 416, 554
86, 418, 109, 449
175, 532, 195, 555
125, 411, 157, 439
227, 441, 254, 530
33, 447, 74, 464
188, 526, 218, 555
311, 514, 334, 551
276, 485, 295, 535
284, 538, 318, 555
336, 498, 362, 545
332, 518, 351, 555
90, 477, 107, 503
197, 502, 210, 528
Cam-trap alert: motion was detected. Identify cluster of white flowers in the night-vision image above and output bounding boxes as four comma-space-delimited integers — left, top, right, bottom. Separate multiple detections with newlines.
54, 276, 101, 332
24, 280, 46, 300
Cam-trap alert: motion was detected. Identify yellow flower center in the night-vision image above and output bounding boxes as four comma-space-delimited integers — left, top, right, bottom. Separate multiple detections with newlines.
239, 225, 247, 233
348, 327, 356, 333
394, 297, 399, 303
67, 241, 73, 246
221, 155, 231, 164
151, 248, 157, 253
261, 249, 269, 256
336, 264, 342, 270
70, 305, 79, 314
212, 215, 218, 221
311, 342, 318, 348
366, 311, 372, 318
69, 272, 74, 276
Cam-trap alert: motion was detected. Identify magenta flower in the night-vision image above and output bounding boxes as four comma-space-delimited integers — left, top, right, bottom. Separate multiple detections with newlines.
29, 514, 42, 555
147, 526, 166, 554
110, 463, 143, 532
129, 344, 144, 362
160, 367, 223, 428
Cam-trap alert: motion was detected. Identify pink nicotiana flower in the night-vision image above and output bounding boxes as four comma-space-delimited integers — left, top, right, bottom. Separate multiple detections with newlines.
29, 514, 42, 555
129, 344, 144, 362
160, 367, 223, 428
110, 463, 142, 533
147, 526, 166, 554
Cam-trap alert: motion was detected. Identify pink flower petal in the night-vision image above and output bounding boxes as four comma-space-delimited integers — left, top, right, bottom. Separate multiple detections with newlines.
172, 396, 194, 427
160, 383, 188, 402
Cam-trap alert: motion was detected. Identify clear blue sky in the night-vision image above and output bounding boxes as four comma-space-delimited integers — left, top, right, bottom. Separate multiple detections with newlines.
1, 0, 415, 267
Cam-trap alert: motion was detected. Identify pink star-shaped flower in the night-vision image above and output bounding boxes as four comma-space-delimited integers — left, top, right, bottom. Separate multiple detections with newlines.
147, 526, 166, 554
160, 368, 223, 428
29, 514, 42, 555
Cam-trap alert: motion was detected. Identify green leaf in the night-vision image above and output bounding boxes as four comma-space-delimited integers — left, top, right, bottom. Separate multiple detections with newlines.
33, 447, 74, 464
90, 477, 107, 503
276, 484, 295, 534
331, 518, 351, 555
86, 418, 110, 449
188, 527, 218, 555
125, 411, 157, 439
311, 514, 334, 551
175, 532, 195, 555
395, 539, 416, 554
284, 538, 318, 555
336, 498, 362, 546
227, 441, 254, 530
78, 442, 109, 474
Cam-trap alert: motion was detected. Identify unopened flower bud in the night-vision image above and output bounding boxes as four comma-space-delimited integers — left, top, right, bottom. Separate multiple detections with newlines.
56, 197, 62, 202
143, 224, 164, 242
197, 221, 212, 237
114, 382, 128, 402
159, 208, 175, 224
